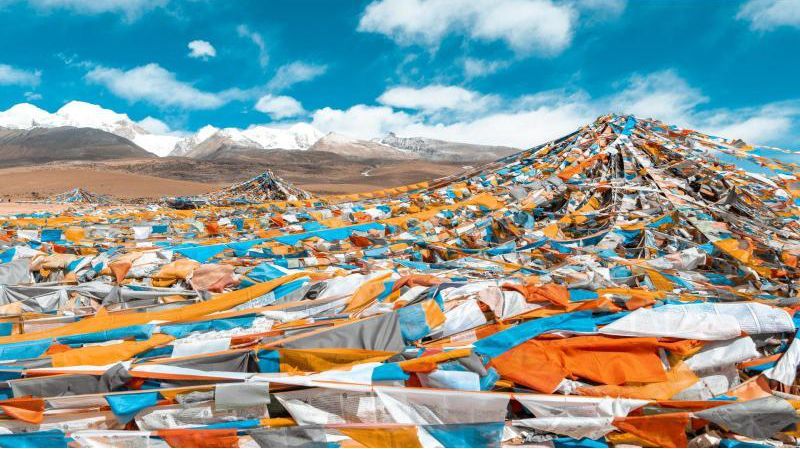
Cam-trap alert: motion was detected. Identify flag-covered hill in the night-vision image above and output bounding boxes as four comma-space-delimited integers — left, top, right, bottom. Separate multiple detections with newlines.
164, 169, 311, 208
0, 114, 799, 447
47, 188, 116, 205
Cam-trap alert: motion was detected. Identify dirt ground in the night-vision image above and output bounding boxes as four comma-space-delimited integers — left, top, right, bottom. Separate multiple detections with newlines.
0, 165, 224, 202
0, 157, 469, 211
0, 202, 72, 214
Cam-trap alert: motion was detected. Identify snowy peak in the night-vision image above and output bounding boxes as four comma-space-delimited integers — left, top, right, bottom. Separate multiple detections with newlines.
0, 101, 183, 156
318, 132, 362, 145
53, 102, 181, 155
242, 123, 324, 150
174, 123, 325, 159
286, 123, 325, 148
0, 100, 512, 162
0, 101, 328, 158
195, 125, 220, 142
308, 132, 415, 160
0, 103, 56, 128
55, 101, 138, 133
375, 131, 518, 161
168, 125, 220, 157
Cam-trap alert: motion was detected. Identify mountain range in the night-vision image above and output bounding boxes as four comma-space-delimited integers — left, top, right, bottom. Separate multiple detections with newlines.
0, 126, 153, 167
0, 101, 518, 164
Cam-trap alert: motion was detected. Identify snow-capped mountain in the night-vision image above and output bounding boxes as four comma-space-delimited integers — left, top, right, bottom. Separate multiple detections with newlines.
0, 101, 517, 162
169, 125, 220, 157
376, 132, 517, 161
0, 101, 182, 157
240, 123, 323, 150
0, 126, 154, 165
173, 123, 325, 158
0, 102, 326, 158
0, 103, 58, 128
309, 132, 416, 160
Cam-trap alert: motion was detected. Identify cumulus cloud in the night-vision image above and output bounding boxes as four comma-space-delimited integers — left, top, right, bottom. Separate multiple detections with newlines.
254, 94, 305, 119
0, 63, 41, 86
311, 90, 592, 145
137, 116, 173, 134
378, 85, 497, 112
266, 62, 327, 91
602, 71, 799, 146
606, 70, 708, 127
308, 72, 800, 149
399, 102, 593, 147
358, 0, 576, 56
698, 102, 800, 145
187, 40, 216, 60
237, 24, 269, 68
709, 115, 793, 144
737, 0, 800, 31
85, 63, 226, 109
26, 0, 167, 20
313, 99, 593, 147
312, 105, 413, 139
598, 73, 800, 147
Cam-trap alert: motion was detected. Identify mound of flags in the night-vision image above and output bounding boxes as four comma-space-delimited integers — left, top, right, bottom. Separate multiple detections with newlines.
0, 114, 799, 447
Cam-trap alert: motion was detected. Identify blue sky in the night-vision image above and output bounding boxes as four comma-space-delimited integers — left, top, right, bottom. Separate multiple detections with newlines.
0, 0, 798, 150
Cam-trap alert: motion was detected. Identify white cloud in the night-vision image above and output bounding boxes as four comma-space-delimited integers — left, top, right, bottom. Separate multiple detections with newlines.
358, 0, 576, 56
471, 0, 575, 55
378, 85, 496, 112
737, 0, 800, 31
187, 40, 216, 60
266, 62, 327, 91
606, 70, 708, 127
307, 73, 800, 150
254, 94, 305, 119
312, 99, 592, 147
137, 116, 172, 134
0, 64, 41, 86
312, 105, 413, 139
463, 58, 509, 79
399, 102, 593, 147
85, 63, 226, 109
237, 24, 269, 68
26, 0, 167, 20
310, 86, 592, 146
710, 115, 793, 144
604, 71, 800, 147
698, 102, 800, 145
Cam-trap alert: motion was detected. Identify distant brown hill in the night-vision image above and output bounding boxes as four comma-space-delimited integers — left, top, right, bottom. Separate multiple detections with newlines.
0, 126, 153, 167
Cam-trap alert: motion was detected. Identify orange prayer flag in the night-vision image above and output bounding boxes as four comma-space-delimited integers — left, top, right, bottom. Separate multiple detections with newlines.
278, 348, 396, 373
397, 348, 473, 373
52, 333, 174, 367
344, 273, 391, 312
108, 260, 131, 284
492, 336, 667, 393
159, 429, 238, 448
613, 413, 690, 448
578, 361, 698, 401
0, 397, 45, 424
339, 426, 422, 448
725, 375, 773, 401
